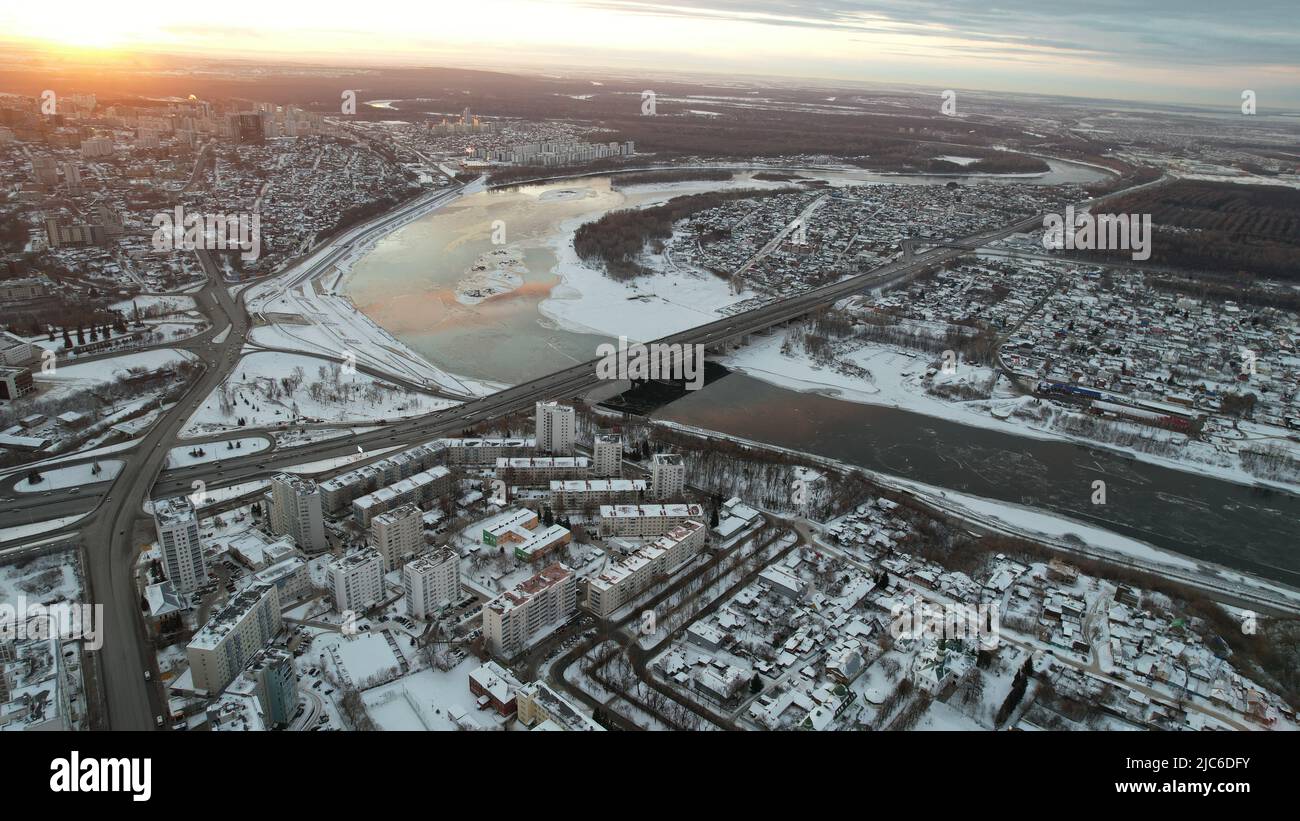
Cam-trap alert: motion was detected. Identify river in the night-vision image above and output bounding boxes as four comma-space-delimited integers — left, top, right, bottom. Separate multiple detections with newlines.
342, 162, 1300, 586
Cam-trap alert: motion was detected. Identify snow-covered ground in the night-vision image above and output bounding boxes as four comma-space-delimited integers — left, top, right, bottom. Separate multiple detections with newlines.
109, 294, 197, 315
178, 351, 457, 437
241, 188, 498, 399
33, 349, 196, 400
280, 445, 404, 475
165, 438, 270, 468
14, 460, 122, 492
0, 548, 83, 605
715, 334, 1300, 495
361, 656, 511, 731
2, 439, 138, 472
539, 221, 749, 341
0, 514, 88, 545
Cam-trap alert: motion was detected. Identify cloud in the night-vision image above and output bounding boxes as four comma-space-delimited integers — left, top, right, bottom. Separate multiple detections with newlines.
576, 0, 1300, 67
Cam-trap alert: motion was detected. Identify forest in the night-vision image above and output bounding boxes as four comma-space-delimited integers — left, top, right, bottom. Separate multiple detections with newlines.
573, 187, 793, 280
1097, 180, 1300, 280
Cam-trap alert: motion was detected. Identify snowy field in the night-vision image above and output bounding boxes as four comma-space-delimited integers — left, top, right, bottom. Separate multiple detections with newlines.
0, 549, 83, 606
539, 220, 749, 341
361, 656, 511, 731
109, 294, 197, 316
32, 349, 196, 399
179, 351, 458, 437
14, 460, 123, 492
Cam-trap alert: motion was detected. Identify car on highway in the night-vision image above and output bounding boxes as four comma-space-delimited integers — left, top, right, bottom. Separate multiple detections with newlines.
155, 716, 163, 727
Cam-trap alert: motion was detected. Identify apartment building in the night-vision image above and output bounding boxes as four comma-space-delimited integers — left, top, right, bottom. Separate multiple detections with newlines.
598, 503, 706, 539
592, 432, 623, 477
516, 681, 604, 731
440, 437, 535, 466
403, 547, 460, 619
251, 556, 311, 605
318, 442, 448, 513
535, 401, 575, 455
228, 648, 299, 728
495, 456, 590, 485
351, 465, 451, 527
586, 520, 707, 618
649, 452, 687, 500
482, 564, 576, 659
186, 583, 282, 694
269, 474, 327, 553
153, 496, 208, 593
369, 503, 423, 571
549, 478, 646, 512
328, 548, 385, 614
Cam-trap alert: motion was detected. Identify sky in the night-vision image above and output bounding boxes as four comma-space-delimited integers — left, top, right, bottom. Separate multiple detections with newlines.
2, 0, 1298, 107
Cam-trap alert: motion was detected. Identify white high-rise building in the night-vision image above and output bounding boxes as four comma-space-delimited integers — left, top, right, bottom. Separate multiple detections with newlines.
269, 474, 327, 553
153, 497, 208, 593
592, 432, 622, 477
328, 549, 385, 614
649, 453, 686, 500
369, 504, 423, 572
535, 401, 575, 455
403, 547, 460, 619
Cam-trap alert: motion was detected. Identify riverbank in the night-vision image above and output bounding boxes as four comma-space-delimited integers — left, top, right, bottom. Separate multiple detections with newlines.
532, 196, 1300, 498
242, 183, 507, 399
715, 333, 1300, 497
651, 418, 1300, 613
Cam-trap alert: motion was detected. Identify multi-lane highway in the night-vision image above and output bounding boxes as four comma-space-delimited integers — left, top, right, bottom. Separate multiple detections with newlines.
77, 252, 251, 730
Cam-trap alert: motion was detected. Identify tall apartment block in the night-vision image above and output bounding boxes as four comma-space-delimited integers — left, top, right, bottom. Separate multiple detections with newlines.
328, 548, 385, 614
186, 583, 282, 694
649, 452, 686, 500
269, 474, 327, 553
229, 648, 299, 727
153, 496, 209, 593
482, 564, 576, 659
403, 547, 461, 619
592, 432, 622, 477
370, 503, 423, 572
535, 401, 575, 455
